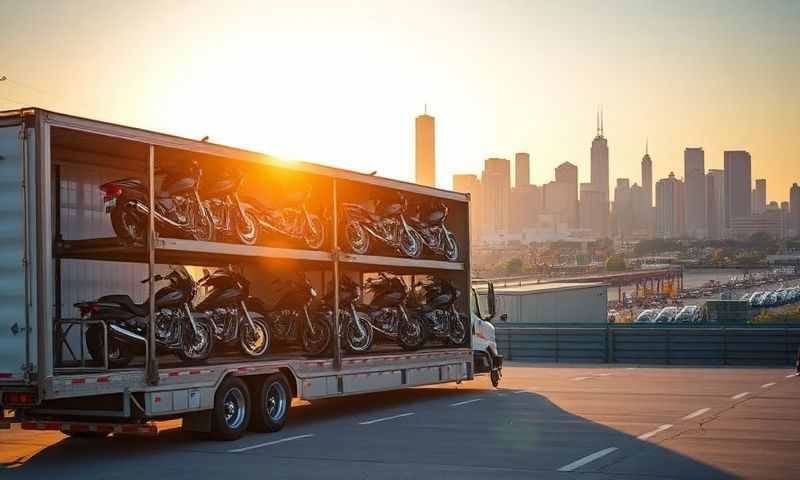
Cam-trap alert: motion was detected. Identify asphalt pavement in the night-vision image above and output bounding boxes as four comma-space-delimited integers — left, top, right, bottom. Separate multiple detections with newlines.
2, 364, 799, 479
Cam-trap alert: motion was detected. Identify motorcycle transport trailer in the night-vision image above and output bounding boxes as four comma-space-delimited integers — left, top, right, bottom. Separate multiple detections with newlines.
0, 108, 503, 440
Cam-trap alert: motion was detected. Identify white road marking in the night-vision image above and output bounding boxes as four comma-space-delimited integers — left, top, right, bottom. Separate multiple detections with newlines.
682, 408, 710, 421
731, 392, 749, 400
761, 382, 776, 388
358, 412, 415, 425
637, 424, 673, 440
228, 434, 314, 453
572, 376, 591, 381
450, 398, 483, 407
557, 447, 618, 472
513, 388, 535, 394
594, 373, 612, 377
786, 373, 797, 378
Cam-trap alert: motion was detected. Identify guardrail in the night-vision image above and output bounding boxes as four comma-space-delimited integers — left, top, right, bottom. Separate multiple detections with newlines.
496, 324, 800, 366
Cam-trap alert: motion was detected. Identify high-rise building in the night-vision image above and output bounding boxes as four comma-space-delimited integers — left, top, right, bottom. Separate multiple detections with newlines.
790, 183, 800, 235
684, 147, 706, 238
590, 110, 609, 235
724, 151, 752, 231
579, 183, 608, 239
656, 172, 685, 238
453, 174, 482, 242
515, 152, 530, 188
641, 142, 653, 208
706, 169, 726, 240
481, 158, 511, 235
510, 184, 542, 233
543, 162, 578, 228
415, 110, 435, 187
752, 179, 767, 214
630, 182, 650, 238
613, 178, 633, 239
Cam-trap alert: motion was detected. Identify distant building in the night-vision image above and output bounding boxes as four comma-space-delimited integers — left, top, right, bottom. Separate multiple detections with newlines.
579, 183, 608, 239
515, 152, 530, 187
790, 183, 800, 235
453, 174, 482, 242
752, 178, 767, 214
613, 178, 633, 239
724, 150, 752, 232
641, 142, 653, 208
510, 184, 542, 233
706, 169, 726, 240
656, 172, 685, 238
684, 147, 706, 238
481, 158, 511, 235
415, 111, 435, 187
590, 110, 609, 210
630, 182, 651, 238
543, 162, 578, 228
728, 210, 785, 240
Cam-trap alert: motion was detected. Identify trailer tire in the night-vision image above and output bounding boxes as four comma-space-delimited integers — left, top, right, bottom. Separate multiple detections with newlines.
211, 376, 251, 441
250, 373, 291, 433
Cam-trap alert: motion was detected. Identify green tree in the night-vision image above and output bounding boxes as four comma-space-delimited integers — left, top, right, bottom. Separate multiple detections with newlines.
504, 257, 524, 274
605, 254, 627, 272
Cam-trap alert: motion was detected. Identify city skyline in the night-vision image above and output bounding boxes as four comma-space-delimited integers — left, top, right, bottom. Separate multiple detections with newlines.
1, 1, 798, 202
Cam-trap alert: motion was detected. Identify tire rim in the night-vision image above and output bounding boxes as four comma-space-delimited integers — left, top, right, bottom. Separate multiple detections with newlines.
185, 323, 210, 359
346, 223, 368, 254
400, 229, 420, 257
345, 315, 371, 351
265, 381, 288, 422
238, 210, 258, 245
445, 234, 458, 261
304, 321, 330, 354
242, 321, 269, 356
400, 319, 421, 346
122, 211, 143, 241
223, 388, 246, 429
305, 217, 324, 249
450, 319, 466, 344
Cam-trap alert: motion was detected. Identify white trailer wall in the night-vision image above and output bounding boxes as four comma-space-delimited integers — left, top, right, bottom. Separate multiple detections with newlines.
492, 283, 607, 323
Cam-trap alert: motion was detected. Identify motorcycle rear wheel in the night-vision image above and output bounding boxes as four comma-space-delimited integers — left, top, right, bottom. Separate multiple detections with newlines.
302, 317, 332, 356
178, 317, 214, 363
239, 315, 271, 357
303, 215, 325, 250
86, 324, 133, 369
345, 221, 370, 254
110, 206, 145, 244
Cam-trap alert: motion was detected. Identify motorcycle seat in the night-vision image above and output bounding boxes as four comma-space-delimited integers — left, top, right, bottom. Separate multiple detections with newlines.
96, 294, 149, 317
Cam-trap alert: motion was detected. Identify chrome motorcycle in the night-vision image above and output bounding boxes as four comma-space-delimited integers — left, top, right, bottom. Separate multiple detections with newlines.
195, 268, 271, 357
359, 273, 424, 350
101, 160, 213, 243
78, 266, 214, 368
199, 168, 259, 245
240, 187, 325, 249
315, 275, 374, 354
409, 277, 467, 346
342, 194, 423, 258
409, 201, 459, 261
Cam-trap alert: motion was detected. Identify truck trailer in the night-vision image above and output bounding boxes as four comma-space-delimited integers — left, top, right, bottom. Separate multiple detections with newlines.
0, 108, 503, 440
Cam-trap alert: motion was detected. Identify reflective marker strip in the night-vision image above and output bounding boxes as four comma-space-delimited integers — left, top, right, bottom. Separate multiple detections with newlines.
558, 447, 618, 472
21, 421, 156, 435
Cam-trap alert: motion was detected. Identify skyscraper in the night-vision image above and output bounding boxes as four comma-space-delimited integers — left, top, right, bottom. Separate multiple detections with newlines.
415, 109, 435, 187
544, 162, 578, 228
641, 142, 653, 208
510, 184, 542, 233
706, 169, 726, 240
656, 172, 685, 238
790, 183, 800, 235
579, 183, 608, 239
684, 147, 706, 238
515, 152, 530, 187
481, 158, 511, 235
752, 179, 767, 214
613, 178, 633, 239
724, 151, 752, 231
453, 174, 482, 242
590, 109, 609, 235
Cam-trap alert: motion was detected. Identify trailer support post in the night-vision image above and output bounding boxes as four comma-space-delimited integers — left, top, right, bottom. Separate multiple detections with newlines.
332, 180, 342, 371
145, 145, 159, 386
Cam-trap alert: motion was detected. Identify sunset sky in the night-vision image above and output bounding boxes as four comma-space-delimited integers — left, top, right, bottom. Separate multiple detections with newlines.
1, 0, 798, 201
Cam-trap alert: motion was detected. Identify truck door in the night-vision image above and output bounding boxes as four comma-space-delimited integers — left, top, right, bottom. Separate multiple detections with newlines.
0, 121, 34, 383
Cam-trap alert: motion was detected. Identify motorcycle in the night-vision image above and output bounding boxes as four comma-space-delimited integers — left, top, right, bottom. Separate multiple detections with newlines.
255, 275, 331, 355
199, 168, 260, 245
360, 273, 424, 350
100, 160, 213, 244
78, 266, 214, 368
408, 201, 459, 261
409, 277, 467, 346
315, 275, 374, 354
195, 268, 271, 357
341, 194, 423, 258
240, 187, 325, 249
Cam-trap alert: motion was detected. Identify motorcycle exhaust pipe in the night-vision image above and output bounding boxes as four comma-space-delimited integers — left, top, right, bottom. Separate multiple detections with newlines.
109, 324, 147, 344
131, 202, 185, 229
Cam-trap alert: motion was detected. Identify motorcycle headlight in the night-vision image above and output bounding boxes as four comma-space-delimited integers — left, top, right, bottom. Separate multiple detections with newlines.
310, 288, 318, 297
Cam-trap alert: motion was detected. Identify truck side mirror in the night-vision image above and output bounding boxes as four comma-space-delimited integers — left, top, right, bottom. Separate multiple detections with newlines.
500, 313, 508, 322
487, 282, 497, 319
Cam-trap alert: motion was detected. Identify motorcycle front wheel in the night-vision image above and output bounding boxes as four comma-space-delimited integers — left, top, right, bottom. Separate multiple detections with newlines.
303, 214, 325, 250
342, 311, 374, 354
190, 204, 215, 242
399, 227, 423, 258
443, 232, 459, 262
302, 317, 332, 356
345, 221, 370, 254
178, 317, 215, 363
235, 207, 259, 246
447, 314, 468, 346
398, 315, 425, 351
110, 205, 146, 244
86, 324, 133, 369
239, 315, 271, 357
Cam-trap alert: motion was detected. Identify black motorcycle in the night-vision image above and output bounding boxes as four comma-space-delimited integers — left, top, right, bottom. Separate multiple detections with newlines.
360, 273, 424, 350
199, 168, 259, 245
100, 160, 213, 243
342, 194, 423, 258
409, 277, 467, 346
195, 268, 271, 357
241, 187, 325, 249
409, 202, 459, 261
256, 275, 331, 355
78, 266, 214, 368
315, 276, 374, 354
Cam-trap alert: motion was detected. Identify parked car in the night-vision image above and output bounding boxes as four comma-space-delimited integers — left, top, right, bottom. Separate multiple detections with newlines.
675, 305, 699, 323
635, 309, 658, 323
654, 306, 679, 323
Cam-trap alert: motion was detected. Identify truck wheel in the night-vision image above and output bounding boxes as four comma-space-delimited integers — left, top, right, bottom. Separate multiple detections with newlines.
250, 374, 291, 433
211, 376, 251, 441
488, 352, 501, 388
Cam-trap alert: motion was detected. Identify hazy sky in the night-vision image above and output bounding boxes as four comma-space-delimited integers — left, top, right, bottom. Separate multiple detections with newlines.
1, 0, 798, 201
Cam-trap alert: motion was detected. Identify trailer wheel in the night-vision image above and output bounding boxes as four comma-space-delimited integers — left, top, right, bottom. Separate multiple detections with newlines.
250, 373, 291, 433
211, 376, 251, 441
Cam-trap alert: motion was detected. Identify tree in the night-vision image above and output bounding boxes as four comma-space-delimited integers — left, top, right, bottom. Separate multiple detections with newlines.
605, 254, 627, 272
504, 257, 524, 275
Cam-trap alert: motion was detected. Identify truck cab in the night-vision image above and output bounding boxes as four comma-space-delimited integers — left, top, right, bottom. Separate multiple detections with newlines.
471, 281, 505, 387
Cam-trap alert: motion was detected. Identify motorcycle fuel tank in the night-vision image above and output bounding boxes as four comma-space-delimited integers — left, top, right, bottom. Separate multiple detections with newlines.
154, 286, 188, 309
161, 174, 197, 195
196, 287, 244, 311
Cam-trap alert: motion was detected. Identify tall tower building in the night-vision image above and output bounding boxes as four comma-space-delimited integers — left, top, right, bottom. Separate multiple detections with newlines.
415, 109, 435, 187
724, 151, 752, 231
590, 109, 609, 236
706, 169, 726, 240
684, 147, 707, 238
752, 179, 767, 214
656, 172, 685, 239
515, 152, 530, 187
481, 158, 511, 235
613, 178, 633, 239
641, 141, 653, 208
